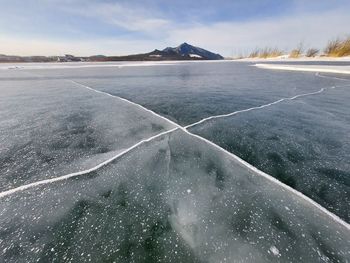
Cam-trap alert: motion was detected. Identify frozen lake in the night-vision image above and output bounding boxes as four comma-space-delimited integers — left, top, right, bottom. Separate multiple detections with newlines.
0, 61, 349, 262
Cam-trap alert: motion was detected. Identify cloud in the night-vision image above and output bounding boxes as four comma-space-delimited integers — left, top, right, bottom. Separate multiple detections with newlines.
0, 36, 166, 56
166, 9, 350, 56
63, 1, 171, 34
1, 1, 349, 56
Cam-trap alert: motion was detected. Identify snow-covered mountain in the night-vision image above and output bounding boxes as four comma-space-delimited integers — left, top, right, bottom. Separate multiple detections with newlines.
163, 43, 224, 60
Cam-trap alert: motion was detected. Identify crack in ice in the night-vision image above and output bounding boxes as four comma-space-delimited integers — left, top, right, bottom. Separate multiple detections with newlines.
69, 80, 181, 129
0, 128, 178, 199
1, 74, 349, 230
186, 88, 327, 129
316, 72, 350, 82
186, 73, 350, 129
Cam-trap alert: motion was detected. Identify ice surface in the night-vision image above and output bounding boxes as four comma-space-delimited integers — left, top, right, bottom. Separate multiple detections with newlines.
0, 129, 349, 262
1, 62, 350, 262
189, 85, 350, 221
28, 62, 344, 125
0, 75, 175, 191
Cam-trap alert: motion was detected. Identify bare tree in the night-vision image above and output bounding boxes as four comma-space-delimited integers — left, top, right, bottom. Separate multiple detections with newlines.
306, 48, 319, 57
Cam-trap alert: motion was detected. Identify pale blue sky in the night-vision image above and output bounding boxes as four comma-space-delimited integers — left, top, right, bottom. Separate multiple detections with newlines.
0, 0, 349, 56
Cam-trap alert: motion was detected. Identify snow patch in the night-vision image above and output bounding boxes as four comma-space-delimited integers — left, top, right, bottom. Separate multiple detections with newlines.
189, 54, 202, 58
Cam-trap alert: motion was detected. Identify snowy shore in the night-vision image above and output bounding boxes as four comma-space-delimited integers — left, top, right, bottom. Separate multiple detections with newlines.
254, 63, 350, 75
236, 56, 350, 62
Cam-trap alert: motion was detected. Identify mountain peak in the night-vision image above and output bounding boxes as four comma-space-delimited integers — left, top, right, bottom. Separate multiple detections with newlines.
163, 43, 223, 60
180, 42, 190, 46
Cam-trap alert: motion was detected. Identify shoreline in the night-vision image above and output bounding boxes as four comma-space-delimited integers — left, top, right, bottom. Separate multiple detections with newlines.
254, 63, 350, 75
232, 56, 350, 62
2, 58, 350, 71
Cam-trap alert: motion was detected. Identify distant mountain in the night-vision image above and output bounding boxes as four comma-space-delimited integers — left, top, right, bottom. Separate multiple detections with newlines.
0, 54, 57, 63
163, 43, 224, 60
101, 43, 224, 61
0, 43, 224, 63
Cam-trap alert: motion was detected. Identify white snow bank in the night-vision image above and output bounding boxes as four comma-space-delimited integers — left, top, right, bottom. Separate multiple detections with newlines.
0, 60, 234, 70
255, 64, 350, 75
237, 56, 350, 62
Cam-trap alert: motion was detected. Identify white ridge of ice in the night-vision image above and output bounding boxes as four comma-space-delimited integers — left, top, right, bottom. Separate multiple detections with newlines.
187, 85, 350, 129
185, 88, 327, 129
186, 72, 350, 129
255, 64, 350, 75
0, 76, 349, 231
181, 127, 350, 230
69, 80, 181, 129
0, 127, 178, 199
0, 62, 180, 70
0, 60, 234, 71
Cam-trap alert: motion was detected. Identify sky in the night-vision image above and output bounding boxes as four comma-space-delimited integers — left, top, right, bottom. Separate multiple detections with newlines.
0, 0, 349, 57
